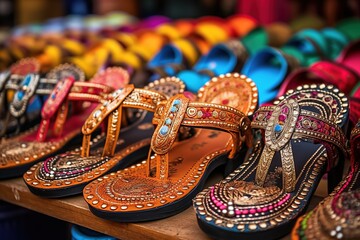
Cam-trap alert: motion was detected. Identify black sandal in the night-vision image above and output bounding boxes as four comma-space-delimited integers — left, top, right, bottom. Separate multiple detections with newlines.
194, 84, 349, 240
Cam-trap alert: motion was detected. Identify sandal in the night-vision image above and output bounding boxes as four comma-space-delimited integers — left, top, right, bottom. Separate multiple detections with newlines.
1, 58, 40, 124
241, 23, 292, 55
337, 39, 360, 76
178, 40, 248, 93
291, 120, 360, 240
321, 27, 349, 60
282, 29, 328, 66
193, 84, 349, 240
1, 62, 85, 139
146, 39, 201, 82
241, 47, 299, 105
277, 61, 359, 98
0, 67, 126, 179
83, 73, 258, 222
23, 77, 185, 197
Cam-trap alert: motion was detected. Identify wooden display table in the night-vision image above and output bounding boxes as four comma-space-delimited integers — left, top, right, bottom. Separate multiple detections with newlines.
0, 176, 322, 240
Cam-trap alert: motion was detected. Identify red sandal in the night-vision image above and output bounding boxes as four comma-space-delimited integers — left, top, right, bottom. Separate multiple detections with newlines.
292, 120, 360, 240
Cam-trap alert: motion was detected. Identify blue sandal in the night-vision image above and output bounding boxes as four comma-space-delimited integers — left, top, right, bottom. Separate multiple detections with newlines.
241, 47, 298, 105
177, 40, 248, 93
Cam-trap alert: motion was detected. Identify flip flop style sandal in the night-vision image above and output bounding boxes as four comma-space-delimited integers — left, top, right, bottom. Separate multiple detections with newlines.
282, 29, 328, 66
321, 27, 349, 60
146, 39, 201, 82
193, 84, 349, 240
178, 40, 248, 93
23, 77, 185, 198
277, 61, 359, 98
241, 47, 299, 105
291, 120, 360, 240
83, 73, 258, 222
0, 67, 127, 179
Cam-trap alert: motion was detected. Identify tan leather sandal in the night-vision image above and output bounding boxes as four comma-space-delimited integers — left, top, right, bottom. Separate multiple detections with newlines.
83, 73, 258, 222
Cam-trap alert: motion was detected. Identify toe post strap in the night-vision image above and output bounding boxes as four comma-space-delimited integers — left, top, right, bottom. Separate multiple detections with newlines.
252, 98, 348, 192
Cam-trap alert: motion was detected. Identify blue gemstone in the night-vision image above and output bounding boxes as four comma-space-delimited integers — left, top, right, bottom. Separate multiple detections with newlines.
274, 124, 283, 133
160, 125, 169, 135
173, 99, 181, 105
51, 93, 56, 99
23, 75, 31, 85
170, 106, 177, 113
17, 91, 24, 100
165, 118, 172, 125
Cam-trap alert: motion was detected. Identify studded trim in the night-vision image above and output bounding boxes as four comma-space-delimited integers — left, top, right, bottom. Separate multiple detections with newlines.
0, 67, 116, 176
82, 73, 258, 217
22, 77, 185, 195
292, 120, 360, 240
193, 84, 349, 237
9, 74, 40, 118
81, 85, 167, 158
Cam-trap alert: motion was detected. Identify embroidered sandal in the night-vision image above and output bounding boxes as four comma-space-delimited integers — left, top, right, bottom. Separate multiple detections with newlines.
83, 73, 258, 222
0, 67, 126, 179
193, 84, 349, 240
291, 120, 360, 240
23, 77, 185, 197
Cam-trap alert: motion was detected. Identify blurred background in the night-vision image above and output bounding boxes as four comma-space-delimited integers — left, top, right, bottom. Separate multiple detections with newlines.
0, 0, 359, 28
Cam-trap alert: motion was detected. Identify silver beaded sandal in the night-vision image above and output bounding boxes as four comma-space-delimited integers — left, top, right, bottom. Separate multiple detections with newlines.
193, 84, 349, 240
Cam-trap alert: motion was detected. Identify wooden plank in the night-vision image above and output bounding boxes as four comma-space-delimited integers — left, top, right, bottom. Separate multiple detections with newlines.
0, 176, 322, 240
0, 177, 209, 240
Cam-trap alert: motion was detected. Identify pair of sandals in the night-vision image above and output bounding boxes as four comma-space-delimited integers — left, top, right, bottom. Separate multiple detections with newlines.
0, 66, 129, 178
23, 73, 258, 223
0, 59, 85, 140
282, 27, 350, 67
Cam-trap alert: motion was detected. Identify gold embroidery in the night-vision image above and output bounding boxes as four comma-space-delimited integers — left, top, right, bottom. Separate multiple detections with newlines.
255, 99, 299, 192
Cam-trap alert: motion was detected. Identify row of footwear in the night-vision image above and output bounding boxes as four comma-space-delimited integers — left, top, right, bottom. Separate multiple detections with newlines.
1, 66, 359, 239
1, 14, 360, 240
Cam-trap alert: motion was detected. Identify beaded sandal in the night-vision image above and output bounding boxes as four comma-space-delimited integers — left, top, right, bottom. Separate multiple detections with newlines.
0, 62, 85, 139
177, 40, 248, 93
83, 73, 258, 222
291, 120, 360, 240
23, 77, 184, 198
0, 67, 127, 179
193, 84, 349, 240
0, 58, 41, 138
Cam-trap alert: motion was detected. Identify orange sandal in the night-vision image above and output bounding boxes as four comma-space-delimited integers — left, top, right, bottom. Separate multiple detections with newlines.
0, 67, 128, 179
83, 73, 258, 222
23, 77, 185, 197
